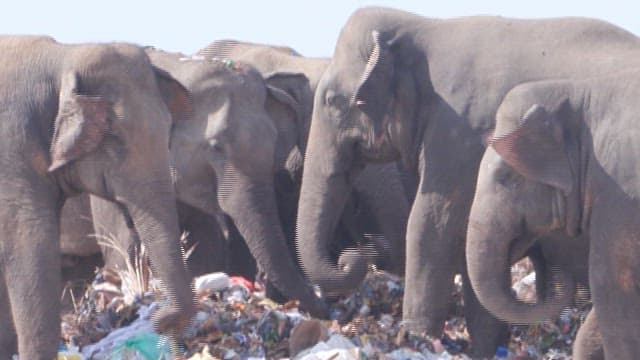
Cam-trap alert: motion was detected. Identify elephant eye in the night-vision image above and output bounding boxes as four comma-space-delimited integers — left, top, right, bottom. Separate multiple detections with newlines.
208, 139, 225, 157
326, 91, 350, 115
494, 165, 523, 188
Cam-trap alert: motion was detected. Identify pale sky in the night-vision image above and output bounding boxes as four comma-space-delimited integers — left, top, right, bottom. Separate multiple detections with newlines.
2, 1, 638, 58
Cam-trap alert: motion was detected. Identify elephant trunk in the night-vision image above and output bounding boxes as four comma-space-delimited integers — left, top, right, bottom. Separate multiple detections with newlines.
218, 169, 328, 318
465, 214, 574, 324
296, 159, 369, 297
118, 177, 196, 330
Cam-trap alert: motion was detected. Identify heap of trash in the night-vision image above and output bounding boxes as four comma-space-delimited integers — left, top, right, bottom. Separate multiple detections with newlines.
56, 259, 592, 359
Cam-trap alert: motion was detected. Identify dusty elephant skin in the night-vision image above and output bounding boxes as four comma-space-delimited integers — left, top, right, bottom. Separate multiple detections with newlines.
0, 36, 196, 359
294, 7, 640, 357
467, 71, 640, 359
198, 41, 411, 292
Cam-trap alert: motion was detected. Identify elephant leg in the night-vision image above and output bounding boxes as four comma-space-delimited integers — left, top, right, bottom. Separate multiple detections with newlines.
402, 192, 462, 337
0, 272, 17, 358
353, 163, 409, 275
90, 195, 137, 270
226, 217, 256, 280
573, 309, 604, 360
589, 245, 640, 358
461, 264, 509, 357
2, 204, 61, 359
177, 203, 226, 277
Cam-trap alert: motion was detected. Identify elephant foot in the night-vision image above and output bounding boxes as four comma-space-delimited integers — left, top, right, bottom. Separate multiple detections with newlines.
151, 304, 196, 337
264, 280, 289, 304
298, 295, 330, 320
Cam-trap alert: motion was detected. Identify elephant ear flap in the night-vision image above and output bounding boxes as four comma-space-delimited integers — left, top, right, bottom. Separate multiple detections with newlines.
264, 71, 310, 124
491, 104, 573, 194
49, 72, 111, 172
352, 30, 395, 116
152, 65, 194, 123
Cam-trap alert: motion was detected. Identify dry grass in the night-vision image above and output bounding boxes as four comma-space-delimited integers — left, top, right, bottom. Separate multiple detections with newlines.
93, 233, 152, 303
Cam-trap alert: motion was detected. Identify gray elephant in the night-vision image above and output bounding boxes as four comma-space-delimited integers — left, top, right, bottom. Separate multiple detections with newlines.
198, 40, 411, 289
87, 47, 331, 316
294, 7, 640, 357
0, 36, 195, 359
467, 70, 640, 358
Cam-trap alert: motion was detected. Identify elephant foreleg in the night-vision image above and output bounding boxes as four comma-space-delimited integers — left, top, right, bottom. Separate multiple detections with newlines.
573, 309, 604, 360
1, 194, 61, 359
460, 260, 509, 357
353, 163, 410, 275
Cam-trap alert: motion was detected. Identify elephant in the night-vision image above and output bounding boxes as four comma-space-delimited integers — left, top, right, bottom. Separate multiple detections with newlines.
86, 47, 331, 316
466, 70, 640, 358
293, 7, 640, 357
0, 36, 195, 359
197, 40, 411, 289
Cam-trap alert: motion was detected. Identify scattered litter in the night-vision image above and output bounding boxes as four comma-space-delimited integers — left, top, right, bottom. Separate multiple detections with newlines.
59, 261, 591, 359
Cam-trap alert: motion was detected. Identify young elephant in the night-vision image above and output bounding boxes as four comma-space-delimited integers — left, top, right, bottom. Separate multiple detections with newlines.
0, 36, 195, 359
294, 7, 640, 357
466, 71, 640, 358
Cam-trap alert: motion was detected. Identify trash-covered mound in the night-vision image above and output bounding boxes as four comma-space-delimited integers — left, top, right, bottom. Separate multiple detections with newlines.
60, 263, 591, 359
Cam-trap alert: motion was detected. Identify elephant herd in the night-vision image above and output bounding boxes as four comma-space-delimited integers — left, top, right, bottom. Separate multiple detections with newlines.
1, 6, 639, 359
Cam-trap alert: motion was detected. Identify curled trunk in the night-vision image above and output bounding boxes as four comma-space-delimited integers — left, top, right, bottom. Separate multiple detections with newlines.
466, 217, 574, 324
296, 165, 369, 297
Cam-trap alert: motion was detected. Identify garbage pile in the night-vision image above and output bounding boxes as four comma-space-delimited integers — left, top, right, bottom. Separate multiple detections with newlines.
57, 261, 592, 359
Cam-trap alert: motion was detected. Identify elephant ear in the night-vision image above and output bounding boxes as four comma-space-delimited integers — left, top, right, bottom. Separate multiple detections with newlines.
152, 65, 194, 123
352, 30, 395, 120
264, 71, 309, 124
264, 71, 314, 153
491, 104, 573, 194
49, 72, 112, 172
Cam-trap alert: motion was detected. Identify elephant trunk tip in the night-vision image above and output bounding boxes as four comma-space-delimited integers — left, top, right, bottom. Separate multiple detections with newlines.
307, 245, 372, 299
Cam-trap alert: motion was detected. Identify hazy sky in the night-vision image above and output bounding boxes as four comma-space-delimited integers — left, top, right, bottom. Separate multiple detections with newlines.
2, 1, 638, 57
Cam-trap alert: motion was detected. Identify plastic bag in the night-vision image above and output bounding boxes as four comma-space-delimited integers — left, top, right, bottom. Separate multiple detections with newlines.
111, 332, 171, 360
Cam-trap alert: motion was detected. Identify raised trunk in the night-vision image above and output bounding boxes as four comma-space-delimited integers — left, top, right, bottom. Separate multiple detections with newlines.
118, 179, 195, 330
219, 172, 328, 317
466, 216, 574, 324
296, 164, 368, 296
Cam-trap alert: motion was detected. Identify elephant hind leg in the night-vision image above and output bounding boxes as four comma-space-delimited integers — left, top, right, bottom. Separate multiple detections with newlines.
0, 272, 17, 358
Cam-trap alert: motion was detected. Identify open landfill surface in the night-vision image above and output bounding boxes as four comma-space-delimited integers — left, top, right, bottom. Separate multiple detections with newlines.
52, 256, 592, 360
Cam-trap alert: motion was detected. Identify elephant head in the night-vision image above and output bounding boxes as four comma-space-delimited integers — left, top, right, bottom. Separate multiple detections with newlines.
465, 86, 582, 324
147, 50, 329, 317
296, 25, 419, 295
50, 44, 196, 331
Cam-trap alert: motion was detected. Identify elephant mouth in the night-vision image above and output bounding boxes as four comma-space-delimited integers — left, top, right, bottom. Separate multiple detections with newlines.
358, 137, 399, 163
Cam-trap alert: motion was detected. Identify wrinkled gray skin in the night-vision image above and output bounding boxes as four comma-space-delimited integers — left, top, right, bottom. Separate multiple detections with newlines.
295, 7, 640, 357
468, 72, 640, 358
198, 40, 411, 289
89, 48, 329, 316
0, 36, 195, 359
